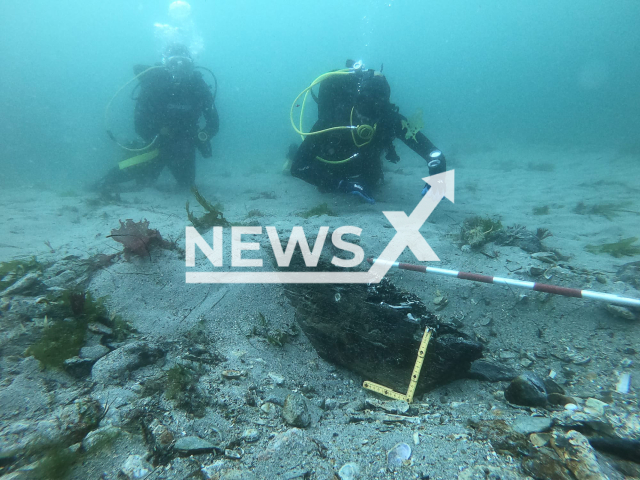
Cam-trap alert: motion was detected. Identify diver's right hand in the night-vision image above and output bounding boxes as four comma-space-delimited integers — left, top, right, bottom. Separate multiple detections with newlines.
338, 180, 375, 204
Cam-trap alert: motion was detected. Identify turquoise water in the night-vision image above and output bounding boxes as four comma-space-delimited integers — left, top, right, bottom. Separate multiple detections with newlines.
1, 0, 639, 186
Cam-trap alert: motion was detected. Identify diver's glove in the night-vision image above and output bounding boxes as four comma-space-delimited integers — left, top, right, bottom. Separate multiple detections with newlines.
421, 150, 446, 196
338, 180, 376, 204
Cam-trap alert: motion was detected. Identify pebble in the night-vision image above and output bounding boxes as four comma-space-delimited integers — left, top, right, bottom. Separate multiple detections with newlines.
224, 448, 243, 460
120, 454, 153, 480
87, 322, 113, 335
268, 372, 285, 385
174, 436, 216, 455
79, 344, 110, 361
338, 462, 360, 480
63, 356, 95, 377
91, 341, 164, 384
323, 398, 338, 410
260, 402, 278, 415
387, 442, 411, 471
529, 433, 551, 447
241, 428, 261, 443
0, 273, 41, 297
531, 252, 557, 264
512, 415, 553, 435
504, 373, 548, 407
551, 430, 608, 480
221, 369, 245, 379
584, 398, 607, 417
282, 393, 311, 428
606, 304, 636, 321
81, 426, 121, 452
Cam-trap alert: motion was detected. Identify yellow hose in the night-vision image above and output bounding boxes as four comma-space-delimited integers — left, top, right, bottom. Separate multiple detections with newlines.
104, 66, 162, 152
291, 69, 377, 165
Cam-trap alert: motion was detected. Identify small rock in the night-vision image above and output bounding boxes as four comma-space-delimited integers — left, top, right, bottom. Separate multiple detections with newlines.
504, 373, 548, 407
241, 428, 260, 443
224, 448, 242, 460
548, 393, 578, 406
222, 369, 245, 379
551, 430, 608, 480
147, 419, 174, 453
323, 398, 338, 410
81, 426, 121, 452
543, 378, 565, 395
468, 360, 518, 382
268, 372, 285, 385
459, 465, 528, 480
219, 470, 257, 480
120, 454, 153, 480
606, 304, 637, 321
87, 322, 113, 335
174, 436, 216, 455
387, 443, 411, 471
530, 266, 546, 277
583, 398, 607, 417
1, 273, 42, 297
79, 344, 110, 361
531, 252, 557, 264
365, 398, 409, 415
282, 393, 311, 428
499, 351, 517, 360
63, 356, 94, 377
512, 416, 553, 435
520, 358, 533, 368
260, 402, 278, 415
529, 433, 551, 447
338, 462, 360, 480
91, 341, 164, 384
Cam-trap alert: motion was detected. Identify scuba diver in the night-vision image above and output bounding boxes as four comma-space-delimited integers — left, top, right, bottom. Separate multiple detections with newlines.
290, 60, 446, 204
97, 43, 218, 191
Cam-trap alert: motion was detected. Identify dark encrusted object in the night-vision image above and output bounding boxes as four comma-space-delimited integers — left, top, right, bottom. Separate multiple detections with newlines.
504, 373, 548, 407
109, 219, 172, 259
285, 278, 482, 396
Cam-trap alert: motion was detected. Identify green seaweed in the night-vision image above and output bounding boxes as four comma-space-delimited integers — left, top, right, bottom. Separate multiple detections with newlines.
31, 444, 80, 480
0, 257, 44, 290
460, 216, 503, 249
585, 237, 640, 258
28, 317, 88, 368
29, 291, 111, 368
165, 364, 207, 417
108, 315, 136, 342
246, 209, 264, 219
298, 203, 337, 219
532, 205, 550, 216
574, 201, 638, 221
401, 109, 424, 141
186, 186, 230, 229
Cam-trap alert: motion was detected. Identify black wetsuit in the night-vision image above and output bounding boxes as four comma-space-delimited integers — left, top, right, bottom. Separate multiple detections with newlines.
291, 69, 445, 193
100, 65, 219, 189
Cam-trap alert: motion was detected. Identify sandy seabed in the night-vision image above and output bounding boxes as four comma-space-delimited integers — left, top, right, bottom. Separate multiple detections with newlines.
0, 144, 638, 479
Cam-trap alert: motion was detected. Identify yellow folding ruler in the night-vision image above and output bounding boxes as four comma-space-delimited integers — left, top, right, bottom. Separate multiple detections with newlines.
363, 327, 432, 403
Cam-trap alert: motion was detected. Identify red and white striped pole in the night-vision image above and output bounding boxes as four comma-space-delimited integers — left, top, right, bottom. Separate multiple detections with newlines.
367, 258, 640, 308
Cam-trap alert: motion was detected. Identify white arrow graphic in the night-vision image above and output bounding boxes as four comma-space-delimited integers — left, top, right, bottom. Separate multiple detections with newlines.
366, 170, 455, 282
